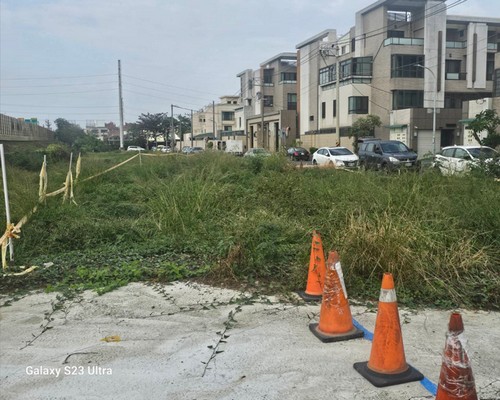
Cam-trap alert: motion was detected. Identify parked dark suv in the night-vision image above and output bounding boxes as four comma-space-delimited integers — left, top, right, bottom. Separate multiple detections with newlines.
358, 139, 418, 171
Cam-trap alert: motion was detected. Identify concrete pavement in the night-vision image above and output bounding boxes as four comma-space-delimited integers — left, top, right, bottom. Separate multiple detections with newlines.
1, 282, 499, 400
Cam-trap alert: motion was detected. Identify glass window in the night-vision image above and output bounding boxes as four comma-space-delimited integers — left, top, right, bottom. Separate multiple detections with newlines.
329, 148, 353, 155
321, 102, 326, 119
442, 148, 455, 157
287, 93, 297, 111
319, 65, 336, 85
221, 112, 234, 121
263, 69, 274, 84
264, 96, 273, 107
333, 100, 337, 117
366, 143, 375, 152
393, 90, 423, 109
454, 148, 468, 159
280, 72, 297, 82
391, 55, 425, 78
348, 96, 369, 114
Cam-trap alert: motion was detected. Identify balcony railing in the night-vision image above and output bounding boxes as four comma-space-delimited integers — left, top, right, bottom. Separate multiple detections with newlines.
445, 72, 466, 80
384, 37, 424, 46
487, 42, 499, 51
446, 41, 466, 48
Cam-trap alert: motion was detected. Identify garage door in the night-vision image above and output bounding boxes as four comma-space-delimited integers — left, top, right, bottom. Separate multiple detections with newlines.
417, 130, 441, 158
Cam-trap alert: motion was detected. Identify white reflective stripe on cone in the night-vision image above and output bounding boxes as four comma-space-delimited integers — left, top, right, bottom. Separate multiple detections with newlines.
335, 261, 348, 299
379, 288, 397, 303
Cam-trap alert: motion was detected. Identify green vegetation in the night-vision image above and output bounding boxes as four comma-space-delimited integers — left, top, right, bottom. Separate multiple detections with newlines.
1, 149, 499, 310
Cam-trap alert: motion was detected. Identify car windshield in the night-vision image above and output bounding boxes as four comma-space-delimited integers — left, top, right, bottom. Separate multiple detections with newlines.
192, 147, 203, 151
467, 147, 498, 159
380, 142, 409, 153
329, 148, 352, 156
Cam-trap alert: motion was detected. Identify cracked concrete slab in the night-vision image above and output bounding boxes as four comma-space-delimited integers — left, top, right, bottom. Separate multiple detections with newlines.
0, 282, 499, 400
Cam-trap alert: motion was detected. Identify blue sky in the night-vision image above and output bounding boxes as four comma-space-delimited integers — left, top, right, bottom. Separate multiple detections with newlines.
0, 0, 497, 127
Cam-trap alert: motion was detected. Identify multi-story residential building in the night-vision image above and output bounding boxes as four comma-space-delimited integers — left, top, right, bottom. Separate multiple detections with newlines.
85, 120, 109, 141
297, 0, 500, 156
238, 53, 299, 152
192, 96, 240, 141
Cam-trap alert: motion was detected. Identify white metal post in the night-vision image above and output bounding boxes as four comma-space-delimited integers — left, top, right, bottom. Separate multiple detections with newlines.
0, 144, 14, 261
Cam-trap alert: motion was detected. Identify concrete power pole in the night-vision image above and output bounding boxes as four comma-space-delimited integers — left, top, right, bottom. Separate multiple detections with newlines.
118, 60, 124, 150
212, 101, 216, 140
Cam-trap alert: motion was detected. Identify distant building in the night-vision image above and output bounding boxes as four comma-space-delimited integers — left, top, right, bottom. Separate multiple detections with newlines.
237, 53, 299, 152
192, 96, 240, 141
85, 121, 109, 141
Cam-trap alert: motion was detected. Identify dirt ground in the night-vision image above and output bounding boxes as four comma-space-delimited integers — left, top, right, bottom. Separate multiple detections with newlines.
1, 282, 499, 400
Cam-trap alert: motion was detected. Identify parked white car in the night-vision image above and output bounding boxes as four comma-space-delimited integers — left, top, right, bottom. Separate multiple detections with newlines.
433, 145, 498, 175
312, 147, 359, 169
126, 146, 146, 152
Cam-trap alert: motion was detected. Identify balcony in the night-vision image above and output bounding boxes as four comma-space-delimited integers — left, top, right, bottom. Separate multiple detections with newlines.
384, 37, 424, 46
487, 42, 499, 51
445, 72, 466, 80
446, 41, 466, 49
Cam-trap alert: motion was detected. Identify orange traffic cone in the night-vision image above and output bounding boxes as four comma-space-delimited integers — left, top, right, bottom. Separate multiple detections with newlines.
309, 251, 363, 342
297, 231, 326, 301
435, 313, 478, 400
353, 273, 423, 387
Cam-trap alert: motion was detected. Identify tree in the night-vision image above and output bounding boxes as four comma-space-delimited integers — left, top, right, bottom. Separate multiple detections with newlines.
135, 113, 170, 148
54, 118, 85, 146
468, 109, 500, 149
349, 115, 381, 153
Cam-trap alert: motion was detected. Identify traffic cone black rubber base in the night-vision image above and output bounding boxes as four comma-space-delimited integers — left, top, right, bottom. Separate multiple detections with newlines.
353, 361, 424, 387
296, 291, 322, 302
309, 323, 364, 343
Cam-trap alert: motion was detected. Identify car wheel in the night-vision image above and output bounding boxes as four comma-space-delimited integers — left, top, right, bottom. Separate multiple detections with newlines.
359, 162, 366, 171
312, 159, 317, 165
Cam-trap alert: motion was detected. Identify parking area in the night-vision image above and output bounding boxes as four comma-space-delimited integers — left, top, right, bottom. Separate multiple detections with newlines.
1, 282, 499, 400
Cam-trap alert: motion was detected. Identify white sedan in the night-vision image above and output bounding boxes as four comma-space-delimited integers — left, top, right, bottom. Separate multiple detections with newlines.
433, 145, 498, 175
312, 147, 359, 169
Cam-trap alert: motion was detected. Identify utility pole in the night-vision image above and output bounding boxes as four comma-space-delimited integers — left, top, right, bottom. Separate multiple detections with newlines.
261, 95, 265, 149
335, 45, 340, 146
170, 104, 174, 149
190, 109, 194, 147
212, 101, 216, 140
118, 60, 124, 150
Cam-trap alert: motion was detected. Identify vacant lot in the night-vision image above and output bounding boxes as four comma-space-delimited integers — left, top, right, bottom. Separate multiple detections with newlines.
1, 150, 499, 309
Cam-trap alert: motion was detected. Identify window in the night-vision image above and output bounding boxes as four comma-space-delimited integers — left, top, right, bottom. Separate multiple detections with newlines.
333, 100, 337, 117
287, 93, 297, 110
445, 60, 461, 80
494, 69, 500, 97
309, 115, 314, 122
348, 96, 369, 114
248, 79, 253, 90
320, 65, 336, 85
321, 102, 326, 119
454, 148, 469, 159
442, 148, 455, 157
392, 90, 423, 109
388, 30, 405, 38
339, 57, 373, 80
263, 69, 274, 84
263, 95, 273, 107
487, 53, 494, 81
391, 55, 425, 78
223, 126, 232, 131
222, 111, 234, 121
444, 95, 462, 109
280, 72, 297, 82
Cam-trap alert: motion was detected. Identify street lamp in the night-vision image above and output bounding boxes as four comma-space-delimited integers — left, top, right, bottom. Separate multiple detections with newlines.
416, 64, 437, 154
